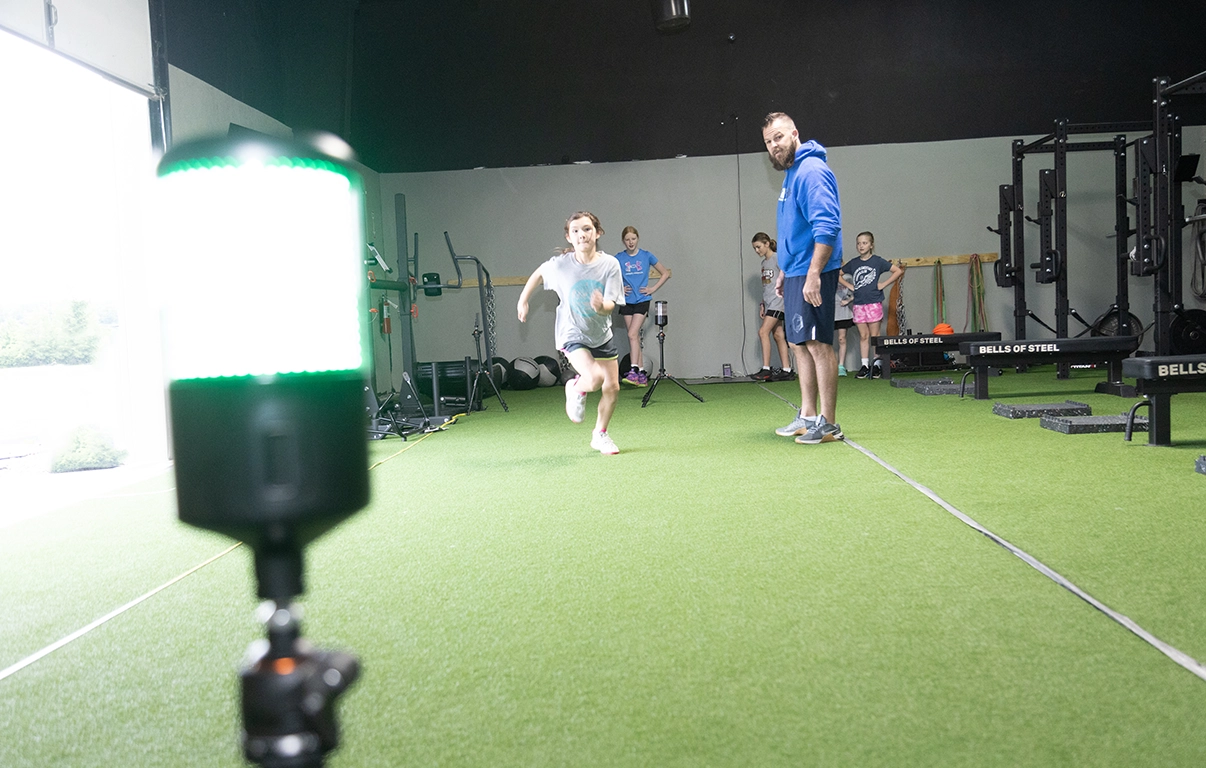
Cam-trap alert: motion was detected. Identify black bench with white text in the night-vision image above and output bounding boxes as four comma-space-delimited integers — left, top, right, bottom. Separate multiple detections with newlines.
960, 336, 1140, 400
1121, 355, 1206, 446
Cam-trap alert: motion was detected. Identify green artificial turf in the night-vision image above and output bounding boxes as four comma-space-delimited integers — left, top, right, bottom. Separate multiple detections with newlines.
2, 367, 1205, 766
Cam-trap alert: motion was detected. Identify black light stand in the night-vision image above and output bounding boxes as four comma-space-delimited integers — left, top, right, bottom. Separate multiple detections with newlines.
158, 133, 369, 768
171, 372, 367, 768
469, 313, 508, 411
642, 301, 704, 407
241, 537, 360, 768
365, 378, 438, 441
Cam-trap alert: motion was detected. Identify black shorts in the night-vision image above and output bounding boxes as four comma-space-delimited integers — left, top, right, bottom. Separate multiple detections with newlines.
783, 270, 838, 346
562, 339, 618, 360
618, 301, 650, 317
764, 309, 785, 321
835, 318, 855, 330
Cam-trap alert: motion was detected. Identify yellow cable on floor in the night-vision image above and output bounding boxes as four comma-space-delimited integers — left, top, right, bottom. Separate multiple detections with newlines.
367, 412, 465, 471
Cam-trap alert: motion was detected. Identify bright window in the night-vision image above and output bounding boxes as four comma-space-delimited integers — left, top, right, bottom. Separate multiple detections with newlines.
0, 27, 165, 513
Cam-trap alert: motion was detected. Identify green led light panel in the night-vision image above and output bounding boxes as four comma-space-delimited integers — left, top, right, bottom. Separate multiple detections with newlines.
158, 157, 367, 380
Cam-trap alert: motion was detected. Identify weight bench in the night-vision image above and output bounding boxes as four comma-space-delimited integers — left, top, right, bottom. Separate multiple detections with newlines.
1121, 355, 1206, 446
873, 332, 1001, 381
959, 336, 1140, 400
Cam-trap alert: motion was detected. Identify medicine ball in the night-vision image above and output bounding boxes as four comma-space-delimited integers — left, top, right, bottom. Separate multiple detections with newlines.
491, 356, 511, 389
534, 355, 561, 387
510, 357, 541, 390
557, 351, 577, 384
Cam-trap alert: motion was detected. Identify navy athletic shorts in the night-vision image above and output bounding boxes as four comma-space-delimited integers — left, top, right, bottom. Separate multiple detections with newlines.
783, 270, 839, 346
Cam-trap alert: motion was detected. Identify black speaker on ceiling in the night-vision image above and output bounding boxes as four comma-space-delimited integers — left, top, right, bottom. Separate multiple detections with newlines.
651, 0, 690, 33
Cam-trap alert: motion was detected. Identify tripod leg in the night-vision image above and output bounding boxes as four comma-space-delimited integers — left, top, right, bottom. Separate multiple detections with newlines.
469, 373, 482, 412
665, 374, 705, 402
641, 375, 660, 407
471, 324, 508, 412
641, 327, 702, 406
470, 369, 510, 412
485, 371, 508, 411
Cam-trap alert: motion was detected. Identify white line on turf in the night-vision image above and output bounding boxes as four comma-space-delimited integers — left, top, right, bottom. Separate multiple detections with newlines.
842, 436, 1206, 683
0, 542, 243, 683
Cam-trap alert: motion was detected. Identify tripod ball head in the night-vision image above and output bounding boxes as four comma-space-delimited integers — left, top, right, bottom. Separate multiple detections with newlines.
241, 606, 360, 768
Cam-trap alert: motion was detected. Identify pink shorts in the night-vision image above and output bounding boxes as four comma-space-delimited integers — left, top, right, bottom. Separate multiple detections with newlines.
852, 303, 884, 324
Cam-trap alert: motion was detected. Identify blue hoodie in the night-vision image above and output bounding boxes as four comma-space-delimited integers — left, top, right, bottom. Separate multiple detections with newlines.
776, 140, 843, 277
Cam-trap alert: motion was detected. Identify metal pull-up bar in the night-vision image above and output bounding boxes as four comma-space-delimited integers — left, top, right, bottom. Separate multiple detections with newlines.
1161, 70, 1206, 97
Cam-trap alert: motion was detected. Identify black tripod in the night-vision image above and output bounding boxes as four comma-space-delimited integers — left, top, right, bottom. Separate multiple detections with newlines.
241, 543, 358, 768
641, 301, 703, 407
468, 313, 508, 411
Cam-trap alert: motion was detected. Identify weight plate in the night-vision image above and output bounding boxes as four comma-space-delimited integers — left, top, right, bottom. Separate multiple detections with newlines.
1170, 309, 1206, 355
1092, 309, 1145, 343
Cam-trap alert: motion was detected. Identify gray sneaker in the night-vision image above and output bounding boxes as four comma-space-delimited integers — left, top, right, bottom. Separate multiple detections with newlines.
795, 415, 844, 444
775, 413, 817, 437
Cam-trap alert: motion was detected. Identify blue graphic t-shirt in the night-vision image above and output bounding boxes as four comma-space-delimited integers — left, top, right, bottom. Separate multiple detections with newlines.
841, 254, 893, 305
541, 251, 625, 349
618, 248, 659, 302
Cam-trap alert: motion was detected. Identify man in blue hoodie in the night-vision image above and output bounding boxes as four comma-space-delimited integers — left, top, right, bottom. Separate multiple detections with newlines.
761, 112, 844, 444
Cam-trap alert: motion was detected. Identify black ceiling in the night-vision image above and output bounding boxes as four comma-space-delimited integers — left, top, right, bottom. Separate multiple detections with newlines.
162, 0, 1206, 173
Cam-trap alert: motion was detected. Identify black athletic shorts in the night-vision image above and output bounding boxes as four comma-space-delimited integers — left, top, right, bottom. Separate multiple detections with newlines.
618, 301, 650, 317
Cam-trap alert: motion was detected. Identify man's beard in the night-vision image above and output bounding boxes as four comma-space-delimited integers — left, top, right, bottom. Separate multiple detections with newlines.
768, 138, 798, 172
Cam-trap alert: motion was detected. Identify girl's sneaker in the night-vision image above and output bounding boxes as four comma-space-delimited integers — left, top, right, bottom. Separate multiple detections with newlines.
837, 364, 848, 377
591, 430, 619, 454
565, 378, 587, 423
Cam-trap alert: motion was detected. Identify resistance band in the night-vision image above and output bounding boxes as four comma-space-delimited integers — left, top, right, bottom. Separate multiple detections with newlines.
886, 263, 904, 336
1192, 200, 1206, 301
964, 253, 989, 332
932, 260, 946, 328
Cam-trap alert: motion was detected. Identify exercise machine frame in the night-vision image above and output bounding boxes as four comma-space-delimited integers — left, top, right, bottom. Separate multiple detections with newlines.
1127, 71, 1206, 444
988, 120, 1148, 393
991, 120, 1147, 359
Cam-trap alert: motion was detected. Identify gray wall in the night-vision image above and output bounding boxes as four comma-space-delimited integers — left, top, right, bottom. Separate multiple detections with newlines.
164, 64, 1206, 389
167, 65, 292, 144
376, 126, 1206, 386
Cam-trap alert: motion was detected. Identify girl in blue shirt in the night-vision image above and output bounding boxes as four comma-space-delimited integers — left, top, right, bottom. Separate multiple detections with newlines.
616, 226, 671, 385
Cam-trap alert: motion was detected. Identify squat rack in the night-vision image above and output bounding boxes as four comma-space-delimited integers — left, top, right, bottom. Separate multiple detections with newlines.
991, 119, 1149, 365
1128, 70, 1206, 444
1134, 71, 1206, 358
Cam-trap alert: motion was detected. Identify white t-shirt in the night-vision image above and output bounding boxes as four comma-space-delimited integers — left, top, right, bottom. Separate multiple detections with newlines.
540, 251, 625, 349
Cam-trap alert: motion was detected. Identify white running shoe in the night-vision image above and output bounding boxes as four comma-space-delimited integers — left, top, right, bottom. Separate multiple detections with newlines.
565, 377, 587, 423
591, 430, 619, 455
